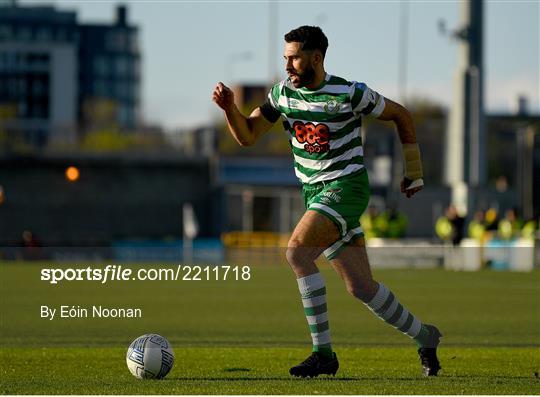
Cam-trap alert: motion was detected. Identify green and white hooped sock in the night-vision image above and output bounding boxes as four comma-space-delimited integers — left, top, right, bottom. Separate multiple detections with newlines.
297, 272, 333, 358
364, 282, 430, 348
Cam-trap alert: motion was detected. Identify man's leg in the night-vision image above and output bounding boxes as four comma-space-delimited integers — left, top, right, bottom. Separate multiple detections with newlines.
329, 236, 442, 376
286, 210, 340, 377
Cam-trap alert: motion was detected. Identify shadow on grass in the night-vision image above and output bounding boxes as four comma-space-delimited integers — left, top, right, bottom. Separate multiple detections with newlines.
166, 376, 399, 382
443, 374, 538, 380
165, 374, 538, 382
223, 367, 251, 372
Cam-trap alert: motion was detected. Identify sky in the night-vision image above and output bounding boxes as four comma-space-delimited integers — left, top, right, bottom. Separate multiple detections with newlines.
20, 0, 540, 130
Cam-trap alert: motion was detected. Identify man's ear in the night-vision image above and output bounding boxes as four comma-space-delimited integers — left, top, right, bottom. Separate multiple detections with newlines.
312, 51, 323, 66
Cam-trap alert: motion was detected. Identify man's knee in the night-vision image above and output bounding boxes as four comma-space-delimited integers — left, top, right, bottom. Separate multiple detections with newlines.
286, 238, 320, 267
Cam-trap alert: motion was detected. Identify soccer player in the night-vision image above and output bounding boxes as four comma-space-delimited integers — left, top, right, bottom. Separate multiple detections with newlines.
212, 26, 442, 378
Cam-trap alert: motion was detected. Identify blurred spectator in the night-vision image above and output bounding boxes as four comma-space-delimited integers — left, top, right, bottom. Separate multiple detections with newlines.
373, 210, 389, 238
468, 210, 486, 241
521, 218, 538, 239
21, 230, 40, 248
495, 175, 508, 193
484, 207, 499, 233
468, 208, 537, 243
435, 215, 452, 242
360, 206, 407, 239
435, 204, 465, 245
18, 230, 42, 260
360, 205, 379, 240
497, 208, 523, 240
383, 206, 407, 238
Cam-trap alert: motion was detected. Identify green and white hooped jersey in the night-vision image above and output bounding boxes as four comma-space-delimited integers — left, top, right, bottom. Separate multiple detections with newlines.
267, 73, 385, 185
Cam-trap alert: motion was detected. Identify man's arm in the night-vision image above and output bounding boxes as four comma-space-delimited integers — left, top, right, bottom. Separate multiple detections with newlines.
212, 82, 275, 146
377, 98, 423, 198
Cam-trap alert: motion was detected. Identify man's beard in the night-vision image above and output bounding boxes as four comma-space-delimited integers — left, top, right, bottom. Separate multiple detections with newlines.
290, 65, 315, 88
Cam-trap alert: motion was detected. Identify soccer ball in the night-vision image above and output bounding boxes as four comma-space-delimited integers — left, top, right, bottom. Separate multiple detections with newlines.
126, 334, 174, 379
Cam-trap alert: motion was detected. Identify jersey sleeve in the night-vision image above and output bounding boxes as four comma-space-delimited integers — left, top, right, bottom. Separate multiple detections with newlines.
259, 100, 281, 123
259, 83, 282, 123
350, 82, 386, 118
267, 83, 281, 110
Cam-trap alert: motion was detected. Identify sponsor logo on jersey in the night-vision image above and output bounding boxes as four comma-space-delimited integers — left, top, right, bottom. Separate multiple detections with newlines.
319, 196, 331, 204
292, 121, 330, 155
321, 190, 342, 203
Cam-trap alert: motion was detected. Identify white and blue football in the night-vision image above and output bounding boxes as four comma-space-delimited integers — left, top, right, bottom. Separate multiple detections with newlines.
126, 334, 174, 379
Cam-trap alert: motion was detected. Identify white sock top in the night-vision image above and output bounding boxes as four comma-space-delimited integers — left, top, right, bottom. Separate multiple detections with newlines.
296, 272, 325, 294
366, 282, 390, 311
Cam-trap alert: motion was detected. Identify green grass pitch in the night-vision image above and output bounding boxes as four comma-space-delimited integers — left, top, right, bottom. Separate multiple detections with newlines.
1, 262, 539, 394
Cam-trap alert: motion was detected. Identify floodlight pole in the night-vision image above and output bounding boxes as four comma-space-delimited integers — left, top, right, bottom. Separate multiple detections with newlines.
268, 1, 278, 82
445, 0, 485, 215
397, 1, 409, 104
392, 1, 410, 194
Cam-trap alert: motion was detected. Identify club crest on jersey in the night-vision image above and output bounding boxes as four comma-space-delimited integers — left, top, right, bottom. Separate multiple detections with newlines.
324, 99, 340, 114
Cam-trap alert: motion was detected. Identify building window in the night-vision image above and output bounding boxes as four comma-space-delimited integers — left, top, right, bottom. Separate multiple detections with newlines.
18, 78, 27, 95
18, 101, 27, 118
118, 104, 133, 127
31, 79, 47, 96
0, 24, 12, 40
0, 53, 6, 71
132, 59, 140, 78
27, 53, 49, 71
118, 104, 128, 125
125, 83, 134, 100
8, 78, 18, 96
66, 28, 76, 42
115, 56, 129, 75
129, 31, 138, 52
107, 30, 127, 51
32, 103, 46, 119
116, 81, 129, 99
93, 79, 108, 97
7, 53, 17, 71
128, 82, 140, 103
56, 27, 66, 41
35, 27, 52, 41
16, 53, 27, 70
17, 26, 31, 41
93, 56, 109, 76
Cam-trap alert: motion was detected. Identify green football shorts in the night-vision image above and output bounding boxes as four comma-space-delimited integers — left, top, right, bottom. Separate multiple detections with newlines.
302, 169, 370, 260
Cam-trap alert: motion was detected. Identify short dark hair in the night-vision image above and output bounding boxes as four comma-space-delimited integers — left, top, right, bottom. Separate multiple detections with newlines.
284, 26, 328, 58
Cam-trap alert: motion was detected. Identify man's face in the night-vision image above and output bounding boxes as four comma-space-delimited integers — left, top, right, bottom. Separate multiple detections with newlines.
284, 41, 316, 88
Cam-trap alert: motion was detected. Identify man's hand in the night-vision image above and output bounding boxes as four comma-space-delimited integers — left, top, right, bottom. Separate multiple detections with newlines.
401, 177, 423, 198
211, 81, 274, 147
212, 82, 235, 111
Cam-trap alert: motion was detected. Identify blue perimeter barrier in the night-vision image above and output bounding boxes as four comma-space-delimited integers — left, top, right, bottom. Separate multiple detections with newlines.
112, 239, 224, 263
